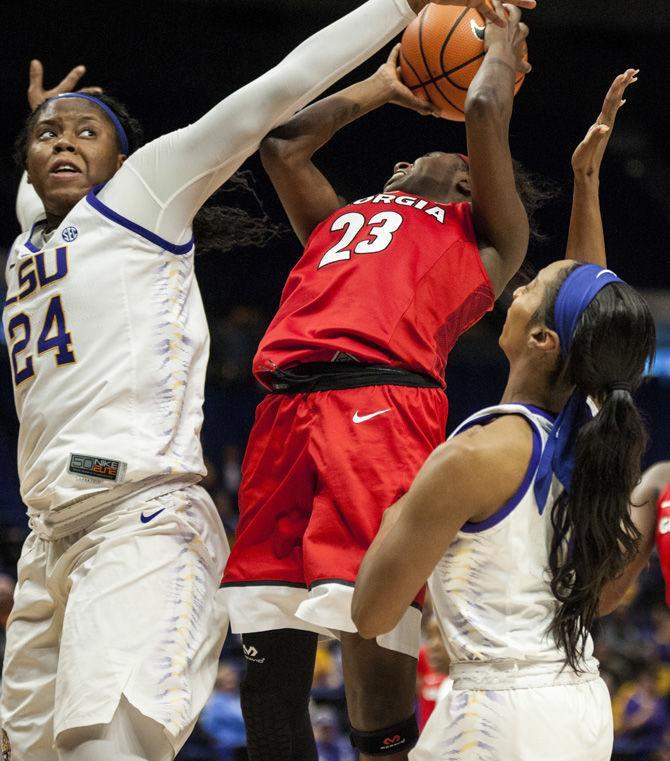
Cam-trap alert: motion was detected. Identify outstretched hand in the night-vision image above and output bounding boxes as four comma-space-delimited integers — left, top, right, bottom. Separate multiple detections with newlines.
28, 59, 103, 111
572, 69, 638, 178
484, 2, 531, 74
376, 44, 442, 117
428, 0, 536, 28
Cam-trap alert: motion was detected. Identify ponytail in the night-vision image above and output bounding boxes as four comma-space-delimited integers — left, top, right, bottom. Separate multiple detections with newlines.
545, 281, 656, 671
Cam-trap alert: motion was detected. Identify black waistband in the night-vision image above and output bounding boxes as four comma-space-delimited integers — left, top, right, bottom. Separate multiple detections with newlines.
268, 362, 441, 393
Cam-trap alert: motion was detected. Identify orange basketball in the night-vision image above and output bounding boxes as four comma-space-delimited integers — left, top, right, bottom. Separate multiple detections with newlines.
400, 5, 526, 122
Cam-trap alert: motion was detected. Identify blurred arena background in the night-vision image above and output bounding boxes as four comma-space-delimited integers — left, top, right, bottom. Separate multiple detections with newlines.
1, 2, 669, 759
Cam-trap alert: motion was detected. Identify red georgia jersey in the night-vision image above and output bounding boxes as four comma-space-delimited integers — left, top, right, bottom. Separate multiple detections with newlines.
253, 192, 495, 388
656, 483, 670, 606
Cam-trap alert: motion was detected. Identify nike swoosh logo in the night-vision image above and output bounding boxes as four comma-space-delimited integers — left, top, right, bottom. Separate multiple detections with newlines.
353, 408, 392, 424
470, 19, 485, 41
140, 507, 166, 524
661, 500, 670, 509
596, 269, 616, 279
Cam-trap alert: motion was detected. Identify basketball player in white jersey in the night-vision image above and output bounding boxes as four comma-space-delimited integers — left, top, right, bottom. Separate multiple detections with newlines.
352, 70, 657, 760
0, 2, 528, 759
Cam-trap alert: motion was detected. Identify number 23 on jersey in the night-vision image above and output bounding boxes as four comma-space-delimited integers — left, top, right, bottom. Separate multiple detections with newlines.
318, 211, 403, 269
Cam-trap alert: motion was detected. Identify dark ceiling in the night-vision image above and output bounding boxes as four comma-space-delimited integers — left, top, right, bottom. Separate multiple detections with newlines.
2, 1, 669, 317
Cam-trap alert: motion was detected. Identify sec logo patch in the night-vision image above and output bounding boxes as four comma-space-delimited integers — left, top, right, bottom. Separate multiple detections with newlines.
62, 226, 78, 242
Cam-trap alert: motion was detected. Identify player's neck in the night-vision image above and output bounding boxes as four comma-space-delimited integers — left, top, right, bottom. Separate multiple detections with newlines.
43, 211, 66, 236
501, 362, 571, 416
398, 178, 460, 205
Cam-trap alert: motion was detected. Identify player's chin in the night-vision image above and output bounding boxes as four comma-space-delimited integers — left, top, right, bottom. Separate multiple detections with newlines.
44, 182, 92, 215
384, 177, 404, 193
498, 321, 511, 354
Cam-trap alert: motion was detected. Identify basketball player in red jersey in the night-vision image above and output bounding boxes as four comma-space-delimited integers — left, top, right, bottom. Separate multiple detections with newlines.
633, 463, 670, 606
222, 3, 537, 759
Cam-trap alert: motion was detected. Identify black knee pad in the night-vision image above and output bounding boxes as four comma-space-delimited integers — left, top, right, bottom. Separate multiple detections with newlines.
241, 629, 317, 697
240, 630, 319, 761
350, 715, 419, 756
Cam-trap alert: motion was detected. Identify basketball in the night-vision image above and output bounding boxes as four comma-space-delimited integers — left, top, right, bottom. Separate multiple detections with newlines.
400, 5, 526, 122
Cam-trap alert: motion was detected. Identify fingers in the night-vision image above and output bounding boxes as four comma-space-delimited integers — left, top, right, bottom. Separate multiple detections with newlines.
503, 3, 522, 24
516, 25, 531, 73
478, 0, 507, 27
57, 64, 87, 94
28, 59, 44, 90
583, 122, 611, 147
78, 86, 104, 96
387, 43, 401, 67
405, 89, 442, 117
598, 69, 639, 127
473, 0, 529, 28
572, 122, 612, 172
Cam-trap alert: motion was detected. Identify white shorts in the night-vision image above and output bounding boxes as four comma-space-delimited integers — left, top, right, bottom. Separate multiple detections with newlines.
223, 582, 422, 657
0, 484, 229, 761
410, 670, 613, 761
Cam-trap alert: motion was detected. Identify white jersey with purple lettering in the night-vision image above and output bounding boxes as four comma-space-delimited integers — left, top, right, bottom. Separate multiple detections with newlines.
3, 198, 208, 537
1, 2, 423, 757
410, 403, 612, 761
3, 0, 417, 540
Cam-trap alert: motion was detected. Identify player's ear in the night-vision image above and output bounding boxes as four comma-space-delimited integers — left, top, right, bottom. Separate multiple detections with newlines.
456, 176, 471, 198
528, 325, 559, 356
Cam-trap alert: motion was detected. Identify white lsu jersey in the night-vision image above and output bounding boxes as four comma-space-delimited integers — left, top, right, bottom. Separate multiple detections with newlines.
428, 403, 598, 675
2, 187, 208, 537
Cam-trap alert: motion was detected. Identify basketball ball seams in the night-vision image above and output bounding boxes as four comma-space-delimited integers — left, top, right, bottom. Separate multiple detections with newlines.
415, 5, 476, 118
400, 49, 433, 103
408, 51, 487, 93
407, 10, 432, 84
438, 7, 471, 79
400, 4, 526, 121
417, 9, 435, 82
418, 17, 469, 115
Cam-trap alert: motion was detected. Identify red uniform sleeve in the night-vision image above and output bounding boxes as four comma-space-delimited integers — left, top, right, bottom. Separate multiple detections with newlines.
655, 484, 670, 607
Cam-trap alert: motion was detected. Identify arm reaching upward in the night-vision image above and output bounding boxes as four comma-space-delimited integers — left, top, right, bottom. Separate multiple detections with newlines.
99, 0, 424, 246
260, 44, 438, 245
100, 0, 537, 248
566, 69, 639, 266
465, 1, 531, 298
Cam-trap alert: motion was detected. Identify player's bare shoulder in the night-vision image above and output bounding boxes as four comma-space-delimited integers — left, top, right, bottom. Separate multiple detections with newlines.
423, 414, 535, 522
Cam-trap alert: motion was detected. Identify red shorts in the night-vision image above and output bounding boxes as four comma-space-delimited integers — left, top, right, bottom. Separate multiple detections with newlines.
222, 384, 448, 655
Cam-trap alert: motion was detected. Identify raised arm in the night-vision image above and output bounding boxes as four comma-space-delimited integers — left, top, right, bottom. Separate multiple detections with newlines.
99, 0, 424, 246
598, 461, 667, 616
100, 0, 536, 248
566, 69, 638, 266
352, 415, 534, 638
465, 1, 532, 298
260, 44, 438, 245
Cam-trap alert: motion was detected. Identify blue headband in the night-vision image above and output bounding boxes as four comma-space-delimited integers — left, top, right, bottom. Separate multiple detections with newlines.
533, 263, 625, 511
45, 93, 130, 155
